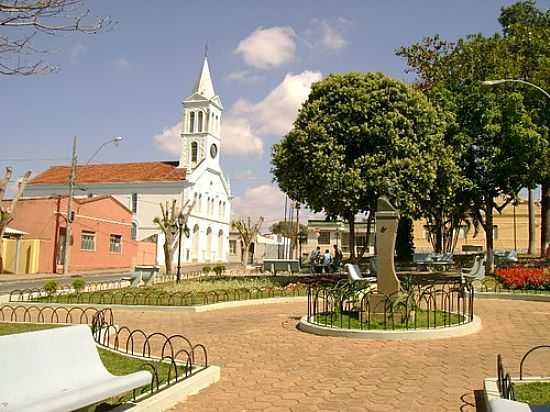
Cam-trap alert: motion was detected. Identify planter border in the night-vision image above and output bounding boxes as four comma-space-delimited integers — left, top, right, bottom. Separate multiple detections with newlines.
298, 314, 481, 340
2, 295, 307, 313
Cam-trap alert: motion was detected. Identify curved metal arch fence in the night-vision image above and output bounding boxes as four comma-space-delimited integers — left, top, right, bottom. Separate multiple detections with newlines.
0, 304, 210, 403
9, 284, 309, 307
306, 278, 474, 331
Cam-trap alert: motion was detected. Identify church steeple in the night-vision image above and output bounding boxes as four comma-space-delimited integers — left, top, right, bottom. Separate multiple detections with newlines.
179, 54, 223, 171
192, 57, 215, 100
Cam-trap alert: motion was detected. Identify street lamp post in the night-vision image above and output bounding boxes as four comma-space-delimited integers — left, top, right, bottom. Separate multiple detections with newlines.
174, 213, 190, 283
62, 136, 124, 274
482, 79, 550, 257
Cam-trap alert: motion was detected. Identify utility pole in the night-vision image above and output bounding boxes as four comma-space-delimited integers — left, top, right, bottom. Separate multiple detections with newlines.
63, 136, 77, 274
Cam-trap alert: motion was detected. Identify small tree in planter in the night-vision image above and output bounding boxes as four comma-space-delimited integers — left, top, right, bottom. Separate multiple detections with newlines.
202, 266, 211, 275
72, 278, 86, 293
213, 265, 225, 277
43, 280, 58, 296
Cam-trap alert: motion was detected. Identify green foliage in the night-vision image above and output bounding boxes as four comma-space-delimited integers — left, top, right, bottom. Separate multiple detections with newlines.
270, 221, 307, 238
212, 265, 225, 276
43, 280, 58, 295
72, 278, 86, 293
272, 72, 451, 258
202, 266, 211, 274
396, 218, 415, 262
396, 1, 550, 263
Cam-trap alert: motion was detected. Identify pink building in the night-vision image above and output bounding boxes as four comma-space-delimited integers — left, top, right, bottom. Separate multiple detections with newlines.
5, 196, 139, 273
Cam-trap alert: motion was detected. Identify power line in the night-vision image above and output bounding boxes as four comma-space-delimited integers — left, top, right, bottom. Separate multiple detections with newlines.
0, 157, 70, 162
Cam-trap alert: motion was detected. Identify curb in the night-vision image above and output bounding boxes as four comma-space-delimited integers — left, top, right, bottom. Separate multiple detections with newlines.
2, 296, 308, 313
297, 314, 482, 340
111, 365, 221, 412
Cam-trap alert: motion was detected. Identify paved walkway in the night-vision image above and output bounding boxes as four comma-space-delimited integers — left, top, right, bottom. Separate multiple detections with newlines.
114, 299, 550, 412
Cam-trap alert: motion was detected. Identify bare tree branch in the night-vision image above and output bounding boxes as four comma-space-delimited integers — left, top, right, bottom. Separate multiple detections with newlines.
0, 0, 112, 75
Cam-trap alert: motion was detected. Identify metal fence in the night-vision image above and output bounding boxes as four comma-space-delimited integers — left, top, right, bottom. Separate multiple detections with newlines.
306, 278, 474, 330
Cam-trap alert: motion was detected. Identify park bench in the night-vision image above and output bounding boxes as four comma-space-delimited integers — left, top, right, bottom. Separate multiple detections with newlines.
461, 255, 486, 281
123, 265, 160, 287
345, 263, 376, 282
0, 324, 151, 412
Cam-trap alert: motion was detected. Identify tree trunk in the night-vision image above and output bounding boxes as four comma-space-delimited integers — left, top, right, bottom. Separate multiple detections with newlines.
542, 182, 550, 257
348, 213, 356, 263
528, 188, 537, 255
0, 236, 4, 274
434, 212, 443, 254
485, 201, 495, 275
357, 210, 374, 259
164, 241, 174, 275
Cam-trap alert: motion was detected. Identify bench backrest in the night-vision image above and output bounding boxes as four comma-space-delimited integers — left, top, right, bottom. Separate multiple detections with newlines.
0, 325, 111, 406
345, 263, 363, 281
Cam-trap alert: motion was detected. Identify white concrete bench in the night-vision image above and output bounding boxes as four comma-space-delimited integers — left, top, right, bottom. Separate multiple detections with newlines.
488, 398, 533, 412
0, 324, 151, 412
345, 264, 376, 282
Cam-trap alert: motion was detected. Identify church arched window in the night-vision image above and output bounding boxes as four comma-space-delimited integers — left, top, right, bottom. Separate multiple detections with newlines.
189, 112, 195, 133
191, 142, 198, 162
198, 194, 202, 212
198, 111, 203, 132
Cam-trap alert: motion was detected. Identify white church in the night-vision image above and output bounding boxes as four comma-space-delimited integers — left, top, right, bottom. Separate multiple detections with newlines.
26, 56, 232, 265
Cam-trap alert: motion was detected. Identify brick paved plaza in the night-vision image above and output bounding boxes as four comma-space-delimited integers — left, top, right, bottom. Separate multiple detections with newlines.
115, 299, 550, 412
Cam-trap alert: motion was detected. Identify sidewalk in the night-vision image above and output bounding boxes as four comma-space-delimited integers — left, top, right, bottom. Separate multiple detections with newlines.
0, 262, 245, 283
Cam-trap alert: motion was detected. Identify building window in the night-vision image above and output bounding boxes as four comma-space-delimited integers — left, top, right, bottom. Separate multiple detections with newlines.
318, 230, 330, 245
131, 223, 137, 240
80, 231, 96, 251
198, 194, 202, 212
493, 225, 498, 241
110, 234, 122, 254
229, 240, 237, 255
198, 112, 203, 132
131, 193, 138, 213
191, 142, 198, 162
189, 112, 195, 132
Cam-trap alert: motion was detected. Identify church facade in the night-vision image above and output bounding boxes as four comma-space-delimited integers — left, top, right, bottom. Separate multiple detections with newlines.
25, 57, 232, 267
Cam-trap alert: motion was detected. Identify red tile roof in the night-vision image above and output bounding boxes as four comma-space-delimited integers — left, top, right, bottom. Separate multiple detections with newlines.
30, 161, 186, 185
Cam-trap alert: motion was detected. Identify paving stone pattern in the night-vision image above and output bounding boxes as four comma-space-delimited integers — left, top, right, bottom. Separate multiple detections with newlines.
115, 299, 550, 412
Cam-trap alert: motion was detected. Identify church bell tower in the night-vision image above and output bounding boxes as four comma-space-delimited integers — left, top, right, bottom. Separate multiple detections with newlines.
179, 55, 223, 172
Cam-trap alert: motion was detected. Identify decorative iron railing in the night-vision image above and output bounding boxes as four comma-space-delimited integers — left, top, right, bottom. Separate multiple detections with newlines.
0, 304, 210, 403
10, 284, 309, 306
306, 278, 474, 330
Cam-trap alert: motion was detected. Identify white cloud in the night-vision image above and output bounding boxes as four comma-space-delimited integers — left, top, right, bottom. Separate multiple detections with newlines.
234, 26, 296, 69
233, 170, 256, 181
152, 71, 321, 158
152, 117, 263, 157
320, 22, 347, 49
305, 19, 349, 50
234, 71, 322, 137
221, 115, 263, 156
153, 122, 181, 155
114, 57, 130, 70
232, 184, 287, 222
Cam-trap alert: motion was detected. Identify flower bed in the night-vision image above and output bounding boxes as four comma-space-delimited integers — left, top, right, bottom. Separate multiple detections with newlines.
496, 267, 550, 290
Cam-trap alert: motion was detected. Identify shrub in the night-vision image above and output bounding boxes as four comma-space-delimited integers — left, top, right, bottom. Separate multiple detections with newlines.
213, 265, 226, 276
202, 266, 211, 274
72, 278, 86, 293
43, 280, 58, 295
496, 267, 549, 290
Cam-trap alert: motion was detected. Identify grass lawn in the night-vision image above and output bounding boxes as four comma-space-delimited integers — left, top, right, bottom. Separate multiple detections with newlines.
514, 382, 550, 405
0, 322, 187, 410
314, 309, 465, 330
0, 322, 66, 336
31, 276, 308, 306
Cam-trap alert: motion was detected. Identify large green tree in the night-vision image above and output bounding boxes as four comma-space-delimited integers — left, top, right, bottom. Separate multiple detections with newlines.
272, 72, 450, 261
397, 2, 549, 271
498, 0, 550, 257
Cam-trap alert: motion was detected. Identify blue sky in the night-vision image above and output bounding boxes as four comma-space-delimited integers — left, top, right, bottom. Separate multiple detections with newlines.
1, 0, 540, 223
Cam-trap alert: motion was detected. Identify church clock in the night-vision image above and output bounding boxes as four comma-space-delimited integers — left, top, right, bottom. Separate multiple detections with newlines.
210, 143, 218, 159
